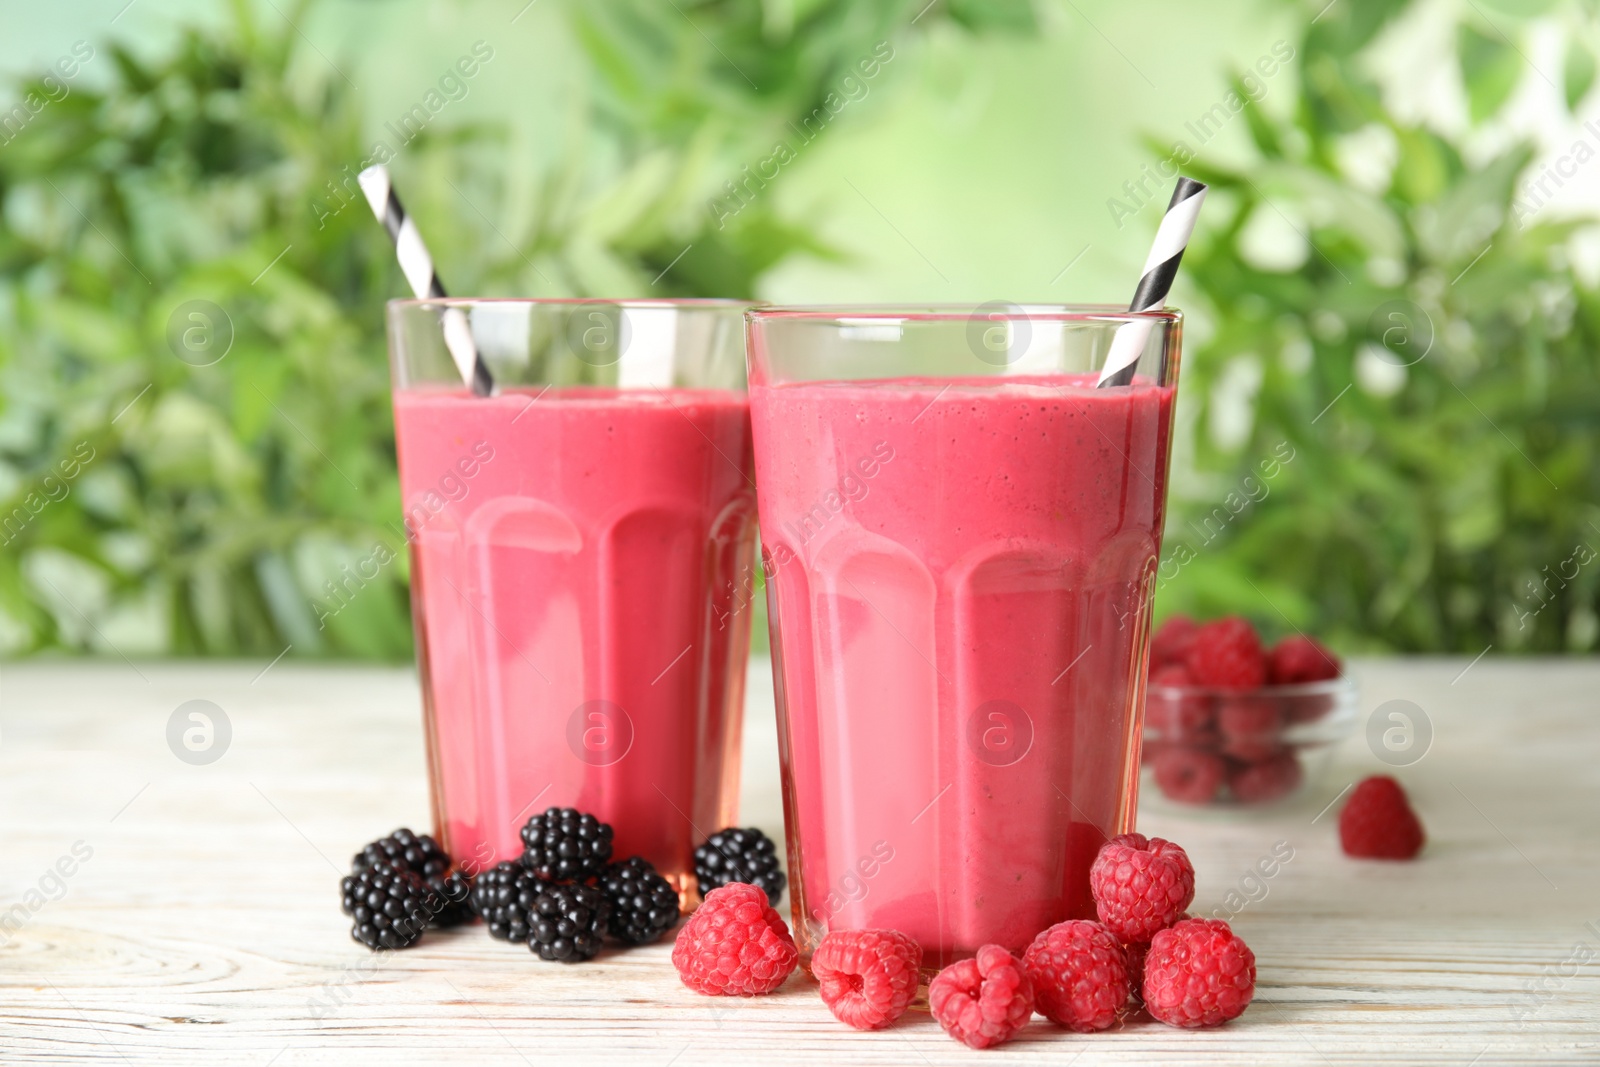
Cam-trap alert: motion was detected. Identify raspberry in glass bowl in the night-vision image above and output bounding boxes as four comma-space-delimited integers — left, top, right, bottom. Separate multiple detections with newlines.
1140, 616, 1356, 810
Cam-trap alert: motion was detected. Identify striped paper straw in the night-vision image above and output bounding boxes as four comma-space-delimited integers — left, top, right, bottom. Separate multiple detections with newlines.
1095, 176, 1208, 388
357, 165, 494, 397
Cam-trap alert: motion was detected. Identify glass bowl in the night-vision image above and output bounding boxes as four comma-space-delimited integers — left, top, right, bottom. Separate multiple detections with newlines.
1139, 675, 1357, 810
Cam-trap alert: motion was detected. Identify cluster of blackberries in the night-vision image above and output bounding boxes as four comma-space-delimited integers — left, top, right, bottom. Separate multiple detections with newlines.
340, 812, 788, 962
339, 828, 472, 950
467, 807, 682, 962
470, 860, 616, 962
342, 809, 677, 962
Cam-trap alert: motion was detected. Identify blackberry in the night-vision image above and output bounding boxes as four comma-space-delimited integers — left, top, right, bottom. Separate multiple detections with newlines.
519, 807, 614, 882
598, 857, 680, 945
469, 860, 543, 943
425, 869, 474, 928
352, 827, 451, 880
352, 828, 470, 927
526, 881, 609, 962
694, 827, 787, 901
340, 862, 431, 950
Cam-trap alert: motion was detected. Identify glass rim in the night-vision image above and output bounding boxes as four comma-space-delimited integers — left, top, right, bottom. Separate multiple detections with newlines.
745, 303, 1182, 325
1148, 674, 1355, 699
387, 297, 753, 310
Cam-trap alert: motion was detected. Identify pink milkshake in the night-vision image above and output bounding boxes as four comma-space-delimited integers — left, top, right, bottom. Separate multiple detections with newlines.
392, 383, 755, 891
748, 309, 1179, 966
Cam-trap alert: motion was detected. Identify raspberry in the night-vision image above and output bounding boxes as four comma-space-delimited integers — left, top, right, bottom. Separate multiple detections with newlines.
1269, 635, 1341, 684
1219, 735, 1279, 764
1152, 746, 1227, 805
1090, 833, 1196, 943
1146, 664, 1215, 742
1283, 690, 1338, 724
1218, 694, 1281, 739
1149, 662, 1193, 687
928, 944, 1035, 1050
1124, 939, 1149, 995
1142, 918, 1256, 1027
1229, 750, 1304, 804
1151, 615, 1199, 667
1339, 775, 1425, 859
1217, 696, 1284, 762
671, 883, 798, 996
1123, 911, 1189, 999
1186, 617, 1267, 690
811, 929, 922, 1030
1022, 920, 1130, 1033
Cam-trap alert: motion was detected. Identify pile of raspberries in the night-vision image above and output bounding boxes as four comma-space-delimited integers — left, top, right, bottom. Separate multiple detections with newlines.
671, 833, 1258, 1049
1144, 614, 1343, 806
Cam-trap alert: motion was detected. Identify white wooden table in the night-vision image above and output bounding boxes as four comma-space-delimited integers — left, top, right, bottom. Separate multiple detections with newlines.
1, 657, 1596, 1065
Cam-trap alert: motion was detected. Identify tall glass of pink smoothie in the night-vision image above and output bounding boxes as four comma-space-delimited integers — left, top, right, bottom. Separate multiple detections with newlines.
746, 304, 1181, 967
386, 299, 755, 897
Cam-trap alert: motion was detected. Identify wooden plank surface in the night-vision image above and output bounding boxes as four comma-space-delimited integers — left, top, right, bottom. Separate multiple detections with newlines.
0, 657, 1596, 1065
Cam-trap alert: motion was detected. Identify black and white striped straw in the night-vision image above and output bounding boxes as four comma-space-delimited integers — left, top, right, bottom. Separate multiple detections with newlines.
357, 165, 494, 397
1096, 176, 1208, 388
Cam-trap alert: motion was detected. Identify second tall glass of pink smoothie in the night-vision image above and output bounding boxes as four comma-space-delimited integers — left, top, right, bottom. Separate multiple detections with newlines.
387, 299, 755, 897
746, 304, 1181, 966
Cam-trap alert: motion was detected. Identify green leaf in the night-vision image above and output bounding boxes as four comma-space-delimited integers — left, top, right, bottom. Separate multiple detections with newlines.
1565, 37, 1596, 112
570, 9, 649, 105
1391, 126, 1452, 205
1300, 51, 1386, 142
1231, 73, 1283, 159
1303, 0, 1410, 59
943, 0, 1037, 34
1475, 0, 1560, 14
1458, 24, 1522, 123
1406, 141, 1531, 263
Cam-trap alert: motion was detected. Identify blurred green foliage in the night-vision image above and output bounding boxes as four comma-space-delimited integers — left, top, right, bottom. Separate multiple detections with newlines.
0, 0, 415, 657
563, 0, 1036, 298
0, 0, 1595, 659
1158, 0, 1600, 653
0, 0, 1033, 658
